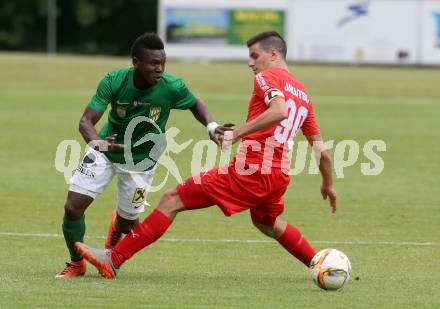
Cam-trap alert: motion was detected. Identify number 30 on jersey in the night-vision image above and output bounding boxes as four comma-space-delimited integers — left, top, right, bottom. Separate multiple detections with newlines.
274, 98, 308, 146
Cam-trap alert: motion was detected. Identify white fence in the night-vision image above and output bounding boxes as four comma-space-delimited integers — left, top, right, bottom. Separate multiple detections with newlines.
158, 0, 440, 65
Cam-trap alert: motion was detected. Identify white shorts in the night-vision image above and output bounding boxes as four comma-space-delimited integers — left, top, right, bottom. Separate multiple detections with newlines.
69, 149, 155, 220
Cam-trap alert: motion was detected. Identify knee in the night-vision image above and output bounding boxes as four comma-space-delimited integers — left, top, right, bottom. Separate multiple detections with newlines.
253, 218, 287, 239
157, 189, 183, 216
252, 220, 277, 239
64, 200, 86, 220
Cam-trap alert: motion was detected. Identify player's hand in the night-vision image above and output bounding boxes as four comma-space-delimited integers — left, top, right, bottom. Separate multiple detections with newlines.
221, 129, 241, 152
92, 134, 125, 152
209, 123, 235, 145
321, 184, 338, 213
104, 134, 125, 151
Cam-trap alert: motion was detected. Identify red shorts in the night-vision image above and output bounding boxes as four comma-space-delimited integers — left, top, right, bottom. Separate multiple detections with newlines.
176, 162, 290, 226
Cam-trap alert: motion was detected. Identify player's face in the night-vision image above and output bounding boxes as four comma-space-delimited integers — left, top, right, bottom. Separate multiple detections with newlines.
248, 43, 273, 75
133, 49, 166, 86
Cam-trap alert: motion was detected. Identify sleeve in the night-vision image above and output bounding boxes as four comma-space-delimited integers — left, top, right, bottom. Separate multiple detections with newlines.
301, 101, 321, 135
254, 71, 284, 105
87, 74, 112, 113
172, 78, 197, 110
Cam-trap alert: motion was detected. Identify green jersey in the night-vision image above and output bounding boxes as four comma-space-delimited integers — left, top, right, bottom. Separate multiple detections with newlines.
88, 67, 196, 170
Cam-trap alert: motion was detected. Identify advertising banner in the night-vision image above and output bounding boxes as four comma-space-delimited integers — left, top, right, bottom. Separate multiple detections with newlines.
165, 8, 228, 44
420, 1, 440, 64
291, 0, 418, 64
228, 10, 284, 45
160, 0, 439, 65
164, 7, 285, 45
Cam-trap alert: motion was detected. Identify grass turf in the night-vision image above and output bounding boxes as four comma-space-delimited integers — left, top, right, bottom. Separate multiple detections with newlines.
0, 52, 439, 308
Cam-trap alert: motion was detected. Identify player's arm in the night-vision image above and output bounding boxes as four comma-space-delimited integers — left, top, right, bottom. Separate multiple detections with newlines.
232, 94, 288, 142
79, 107, 124, 151
190, 98, 234, 145
305, 134, 338, 213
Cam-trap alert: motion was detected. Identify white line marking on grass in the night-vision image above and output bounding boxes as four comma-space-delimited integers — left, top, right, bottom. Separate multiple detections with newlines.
0, 232, 438, 247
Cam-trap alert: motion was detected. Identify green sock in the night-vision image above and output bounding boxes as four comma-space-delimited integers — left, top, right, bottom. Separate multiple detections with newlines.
62, 214, 86, 261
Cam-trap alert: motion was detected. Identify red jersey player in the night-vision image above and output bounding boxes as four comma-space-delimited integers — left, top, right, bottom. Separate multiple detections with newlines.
74, 31, 338, 279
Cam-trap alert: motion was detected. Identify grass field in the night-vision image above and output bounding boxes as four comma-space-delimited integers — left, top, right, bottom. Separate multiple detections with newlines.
0, 52, 439, 308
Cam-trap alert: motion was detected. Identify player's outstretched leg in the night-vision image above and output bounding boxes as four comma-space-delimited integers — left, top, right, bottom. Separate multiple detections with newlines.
76, 188, 186, 278
253, 218, 316, 266
110, 188, 186, 269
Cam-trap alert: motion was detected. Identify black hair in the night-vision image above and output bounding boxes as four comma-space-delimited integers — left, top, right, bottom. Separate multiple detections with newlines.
130, 32, 164, 59
246, 31, 287, 59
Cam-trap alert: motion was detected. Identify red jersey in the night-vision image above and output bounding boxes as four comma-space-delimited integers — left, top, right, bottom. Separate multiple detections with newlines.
236, 67, 320, 170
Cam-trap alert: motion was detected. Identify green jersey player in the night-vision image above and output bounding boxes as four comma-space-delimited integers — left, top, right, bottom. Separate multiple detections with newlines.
56, 32, 231, 278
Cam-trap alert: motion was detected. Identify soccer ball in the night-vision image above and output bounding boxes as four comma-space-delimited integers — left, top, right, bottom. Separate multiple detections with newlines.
309, 248, 351, 291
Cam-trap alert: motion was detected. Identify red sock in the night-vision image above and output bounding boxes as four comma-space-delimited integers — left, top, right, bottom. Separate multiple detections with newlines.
277, 224, 316, 266
111, 209, 172, 268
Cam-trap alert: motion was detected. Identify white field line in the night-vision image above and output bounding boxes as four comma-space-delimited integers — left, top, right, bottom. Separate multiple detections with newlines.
0, 232, 438, 247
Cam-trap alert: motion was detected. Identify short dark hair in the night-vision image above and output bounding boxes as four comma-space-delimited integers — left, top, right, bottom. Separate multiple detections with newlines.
130, 32, 164, 59
246, 31, 287, 59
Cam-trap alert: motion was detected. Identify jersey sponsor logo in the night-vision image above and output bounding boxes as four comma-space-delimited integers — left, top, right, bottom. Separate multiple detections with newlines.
76, 152, 97, 178
76, 165, 95, 178
132, 187, 146, 204
149, 107, 161, 122
80, 153, 97, 168
133, 100, 150, 107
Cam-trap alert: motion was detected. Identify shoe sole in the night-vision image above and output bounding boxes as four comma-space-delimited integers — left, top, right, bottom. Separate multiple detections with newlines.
74, 243, 115, 279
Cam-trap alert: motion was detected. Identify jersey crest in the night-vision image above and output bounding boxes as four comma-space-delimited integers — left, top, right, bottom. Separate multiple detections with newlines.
116, 106, 126, 118
116, 101, 130, 118
149, 107, 161, 122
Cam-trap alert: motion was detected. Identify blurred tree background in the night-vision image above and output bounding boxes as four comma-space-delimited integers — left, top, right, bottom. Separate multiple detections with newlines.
0, 0, 158, 55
